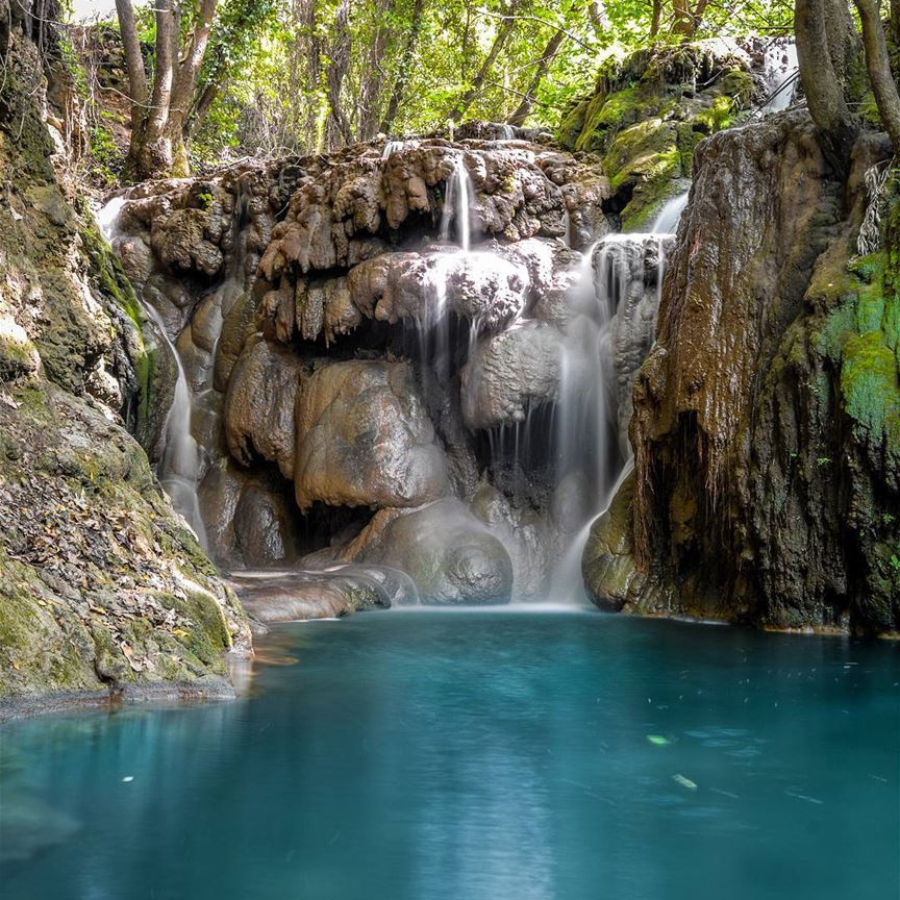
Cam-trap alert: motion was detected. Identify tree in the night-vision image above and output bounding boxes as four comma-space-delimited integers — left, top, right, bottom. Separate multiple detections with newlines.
794, 0, 863, 171
116, 0, 221, 178
854, 0, 900, 154
507, 27, 566, 126
444, 0, 527, 123
672, 0, 710, 38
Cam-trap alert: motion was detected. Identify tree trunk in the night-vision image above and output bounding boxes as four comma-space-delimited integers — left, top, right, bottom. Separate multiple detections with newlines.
168, 0, 219, 144
446, 0, 524, 122
324, 0, 353, 148
357, 0, 394, 141
672, 0, 692, 36
588, 1, 607, 35
650, 0, 662, 38
855, 0, 900, 153
380, 0, 425, 135
128, 0, 177, 178
507, 29, 566, 126
672, 0, 709, 38
795, 0, 860, 171
892, 0, 900, 44
114, 0, 148, 147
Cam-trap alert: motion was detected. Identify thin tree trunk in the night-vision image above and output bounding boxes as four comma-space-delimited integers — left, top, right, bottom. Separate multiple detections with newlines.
324, 0, 353, 148
114, 0, 148, 146
588, 1, 607, 35
795, 0, 859, 171
892, 0, 900, 44
507, 29, 566, 126
357, 0, 394, 141
131, 0, 176, 177
446, 0, 524, 122
170, 0, 219, 138
650, 0, 662, 38
672, 0, 692, 35
380, 0, 425, 135
854, 0, 900, 153
187, 82, 219, 139
673, 0, 709, 38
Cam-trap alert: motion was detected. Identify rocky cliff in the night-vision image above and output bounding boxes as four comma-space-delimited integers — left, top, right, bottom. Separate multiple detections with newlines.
107, 138, 631, 613
584, 107, 900, 636
0, 0, 250, 714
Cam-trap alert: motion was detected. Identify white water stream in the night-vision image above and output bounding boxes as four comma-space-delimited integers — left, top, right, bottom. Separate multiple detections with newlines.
98, 197, 208, 546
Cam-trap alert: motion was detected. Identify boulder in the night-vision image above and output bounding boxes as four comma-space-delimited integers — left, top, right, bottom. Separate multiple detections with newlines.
293, 360, 448, 510
353, 499, 513, 604
224, 337, 304, 479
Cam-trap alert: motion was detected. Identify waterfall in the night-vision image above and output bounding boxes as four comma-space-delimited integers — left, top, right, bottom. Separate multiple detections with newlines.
98, 183, 253, 550
98, 198, 208, 546
382, 139, 419, 160
439, 157, 474, 252
652, 191, 689, 235
550, 221, 674, 601
760, 42, 799, 115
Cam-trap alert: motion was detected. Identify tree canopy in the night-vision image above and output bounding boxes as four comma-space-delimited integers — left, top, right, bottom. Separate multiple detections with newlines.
62, 0, 900, 178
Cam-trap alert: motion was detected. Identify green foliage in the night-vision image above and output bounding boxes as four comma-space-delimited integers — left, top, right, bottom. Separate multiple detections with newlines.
88, 125, 121, 185
173, 0, 795, 165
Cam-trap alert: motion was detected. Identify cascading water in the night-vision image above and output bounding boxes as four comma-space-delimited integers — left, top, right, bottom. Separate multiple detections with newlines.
759, 41, 799, 115
652, 191, 689, 234
97, 198, 208, 545
550, 228, 673, 601
439, 156, 474, 252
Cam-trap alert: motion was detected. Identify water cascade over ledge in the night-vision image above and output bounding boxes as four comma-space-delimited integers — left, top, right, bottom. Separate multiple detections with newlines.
103, 135, 672, 612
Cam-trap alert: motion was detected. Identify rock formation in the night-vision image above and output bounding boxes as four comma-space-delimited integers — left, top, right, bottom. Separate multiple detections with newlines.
108, 129, 670, 607
585, 109, 900, 635
0, 1, 251, 712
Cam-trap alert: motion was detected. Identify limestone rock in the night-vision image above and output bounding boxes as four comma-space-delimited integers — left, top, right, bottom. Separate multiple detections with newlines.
461, 322, 563, 429
294, 360, 449, 510
353, 499, 513, 604
224, 337, 304, 479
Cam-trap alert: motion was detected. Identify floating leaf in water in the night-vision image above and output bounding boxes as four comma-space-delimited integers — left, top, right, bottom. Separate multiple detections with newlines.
673, 774, 698, 790
646, 735, 670, 746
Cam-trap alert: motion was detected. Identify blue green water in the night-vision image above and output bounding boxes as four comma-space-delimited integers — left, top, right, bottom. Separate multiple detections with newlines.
1, 610, 898, 900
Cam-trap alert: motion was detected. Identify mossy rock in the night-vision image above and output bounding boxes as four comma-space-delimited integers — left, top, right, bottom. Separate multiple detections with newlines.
558, 43, 757, 229
0, 317, 40, 382
582, 470, 641, 612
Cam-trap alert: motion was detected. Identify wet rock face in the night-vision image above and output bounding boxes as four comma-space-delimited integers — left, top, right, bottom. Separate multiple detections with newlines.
352, 499, 514, 605
596, 109, 900, 634
224, 338, 304, 480
461, 323, 563, 430
255, 141, 606, 284
113, 129, 670, 605
293, 360, 449, 511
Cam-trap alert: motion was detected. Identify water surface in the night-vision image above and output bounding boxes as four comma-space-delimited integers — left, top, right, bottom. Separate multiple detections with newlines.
2, 611, 898, 899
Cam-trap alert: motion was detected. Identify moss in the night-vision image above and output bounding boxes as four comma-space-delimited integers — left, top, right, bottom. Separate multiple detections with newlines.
0, 323, 39, 382
166, 592, 231, 671
691, 95, 737, 134
840, 331, 900, 446
811, 246, 900, 453
559, 44, 756, 230
81, 222, 163, 446
718, 69, 755, 107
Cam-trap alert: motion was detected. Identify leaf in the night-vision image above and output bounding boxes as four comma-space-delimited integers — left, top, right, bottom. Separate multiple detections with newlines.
672, 774, 698, 791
